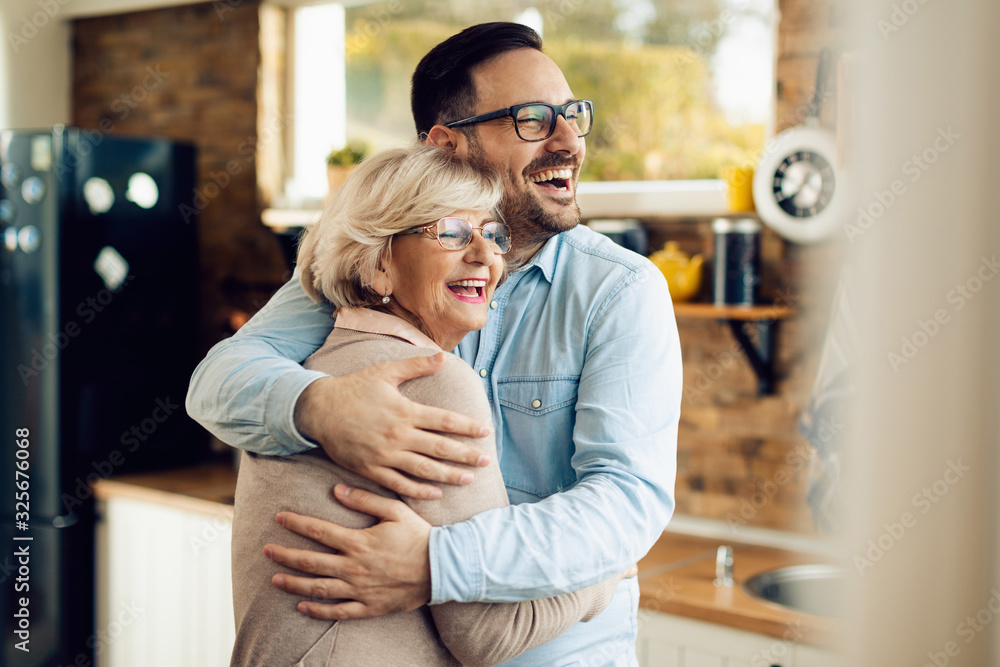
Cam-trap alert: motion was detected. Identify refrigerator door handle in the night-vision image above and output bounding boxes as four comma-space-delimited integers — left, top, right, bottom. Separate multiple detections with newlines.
5, 513, 81, 528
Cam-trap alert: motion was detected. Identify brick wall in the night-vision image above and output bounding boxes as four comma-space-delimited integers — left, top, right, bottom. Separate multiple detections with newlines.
71, 0, 290, 351
648, 220, 813, 533
775, 0, 848, 134
664, 0, 847, 533
69, 1, 846, 532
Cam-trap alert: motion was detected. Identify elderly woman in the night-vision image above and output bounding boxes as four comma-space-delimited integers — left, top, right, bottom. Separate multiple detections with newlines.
230, 146, 624, 667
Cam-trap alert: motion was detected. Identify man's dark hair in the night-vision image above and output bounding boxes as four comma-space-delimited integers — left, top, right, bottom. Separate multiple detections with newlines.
411, 22, 543, 138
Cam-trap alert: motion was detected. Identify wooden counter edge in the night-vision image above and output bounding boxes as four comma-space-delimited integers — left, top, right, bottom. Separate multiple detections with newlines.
637, 533, 844, 650
92, 477, 233, 519
90, 464, 842, 650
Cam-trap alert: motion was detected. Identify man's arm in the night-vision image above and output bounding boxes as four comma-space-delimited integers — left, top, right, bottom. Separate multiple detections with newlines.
266, 266, 680, 610
430, 267, 680, 602
186, 273, 334, 455
185, 273, 491, 497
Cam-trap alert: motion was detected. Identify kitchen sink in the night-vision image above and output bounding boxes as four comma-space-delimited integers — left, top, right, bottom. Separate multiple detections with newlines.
743, 564, 847, 617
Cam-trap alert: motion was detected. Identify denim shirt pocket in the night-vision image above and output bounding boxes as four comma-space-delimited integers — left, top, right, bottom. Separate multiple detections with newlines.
497, 376, 580, 499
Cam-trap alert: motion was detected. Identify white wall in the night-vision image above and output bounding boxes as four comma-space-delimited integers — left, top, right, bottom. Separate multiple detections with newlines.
0, 0, 296, 130
0, 0, 365, 131
0, 0, 72, 129
0, 0, 201, 130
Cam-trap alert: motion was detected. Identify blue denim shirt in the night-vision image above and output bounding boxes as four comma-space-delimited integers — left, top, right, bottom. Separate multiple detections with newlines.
187, 224, 681, 665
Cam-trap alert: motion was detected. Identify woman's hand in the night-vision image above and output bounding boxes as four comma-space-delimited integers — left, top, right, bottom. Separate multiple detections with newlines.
295, 353, 491, 500
265, 485, 432, 620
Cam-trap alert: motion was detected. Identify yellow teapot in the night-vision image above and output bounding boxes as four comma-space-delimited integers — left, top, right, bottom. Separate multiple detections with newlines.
648, 241, 704, 302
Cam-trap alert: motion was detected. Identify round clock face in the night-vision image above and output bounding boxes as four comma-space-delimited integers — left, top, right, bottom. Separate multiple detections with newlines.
772, 150, 835, 218
752, 126, 849, 245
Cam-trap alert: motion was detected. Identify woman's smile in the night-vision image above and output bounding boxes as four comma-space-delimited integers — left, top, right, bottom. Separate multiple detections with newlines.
446, 278, 488, 303
382, 208, 504, 350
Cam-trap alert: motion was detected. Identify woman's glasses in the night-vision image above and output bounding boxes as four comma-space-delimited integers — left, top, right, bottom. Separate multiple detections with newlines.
398, 217, 512, 255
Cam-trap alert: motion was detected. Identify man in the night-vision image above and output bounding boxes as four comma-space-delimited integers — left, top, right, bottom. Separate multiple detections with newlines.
187, 22, 681, 664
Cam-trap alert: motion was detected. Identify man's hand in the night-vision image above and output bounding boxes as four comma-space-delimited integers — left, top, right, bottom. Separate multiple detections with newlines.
265, 485, 432, 620
295, 353, 490, 499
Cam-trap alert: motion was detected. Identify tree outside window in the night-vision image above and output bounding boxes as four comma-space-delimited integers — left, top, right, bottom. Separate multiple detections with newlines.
341, 0, 773, 182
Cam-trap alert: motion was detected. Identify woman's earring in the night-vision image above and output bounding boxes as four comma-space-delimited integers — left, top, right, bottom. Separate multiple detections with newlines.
382, 289, 391, 304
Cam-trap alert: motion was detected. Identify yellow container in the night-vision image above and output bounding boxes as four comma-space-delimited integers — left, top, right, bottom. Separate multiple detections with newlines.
648, 241, 704, 303
723, 166, 755, 212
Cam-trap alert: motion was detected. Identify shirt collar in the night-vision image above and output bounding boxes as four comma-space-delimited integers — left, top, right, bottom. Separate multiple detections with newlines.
515, 231, 562, 283
334, 307, 442, 352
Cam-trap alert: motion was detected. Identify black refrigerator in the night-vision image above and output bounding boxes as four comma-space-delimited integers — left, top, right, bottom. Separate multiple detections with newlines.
0, 126, 206, 665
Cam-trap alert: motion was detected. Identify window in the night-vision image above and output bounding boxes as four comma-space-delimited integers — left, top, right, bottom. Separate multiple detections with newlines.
282, 0, 775, 206
287, 3, 346, 202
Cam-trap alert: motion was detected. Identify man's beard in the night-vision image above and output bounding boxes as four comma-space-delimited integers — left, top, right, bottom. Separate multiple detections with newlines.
467, 137, 581, 257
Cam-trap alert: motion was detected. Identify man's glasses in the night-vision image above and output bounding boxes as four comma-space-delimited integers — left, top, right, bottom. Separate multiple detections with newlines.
398, 217, 512, 255
446, 100, 594, 142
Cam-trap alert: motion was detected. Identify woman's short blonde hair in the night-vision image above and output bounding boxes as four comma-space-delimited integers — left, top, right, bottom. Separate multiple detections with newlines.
297, 145, 504, 307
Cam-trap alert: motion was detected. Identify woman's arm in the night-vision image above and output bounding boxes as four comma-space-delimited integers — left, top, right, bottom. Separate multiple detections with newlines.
269, 337, 625, 664
399, 355, 625, 665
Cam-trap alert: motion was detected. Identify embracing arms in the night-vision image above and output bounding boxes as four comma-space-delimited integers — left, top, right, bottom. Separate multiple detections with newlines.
431, 267, 681, 603
267, 346, 624, 666
192, 262, 677, 610
185, 273, 490, 497
404, 357, 625, 665
269, 265, 680, 610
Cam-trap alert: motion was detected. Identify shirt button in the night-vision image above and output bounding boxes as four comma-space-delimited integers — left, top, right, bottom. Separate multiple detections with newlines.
479, 368, 488, 378
490, 300, 498, 309
531, 399, 542, 408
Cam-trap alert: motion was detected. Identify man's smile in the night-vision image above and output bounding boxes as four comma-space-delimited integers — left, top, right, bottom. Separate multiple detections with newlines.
528, 167, 574, 192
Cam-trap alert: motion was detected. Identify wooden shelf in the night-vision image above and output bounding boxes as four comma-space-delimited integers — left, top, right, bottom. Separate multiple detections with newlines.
673, 303, 796, 395
700, 210, 761, 220
674, 303, 795, 320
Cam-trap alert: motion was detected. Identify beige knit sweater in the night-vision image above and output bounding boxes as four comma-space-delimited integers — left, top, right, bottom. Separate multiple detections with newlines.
230, 324, 622, 666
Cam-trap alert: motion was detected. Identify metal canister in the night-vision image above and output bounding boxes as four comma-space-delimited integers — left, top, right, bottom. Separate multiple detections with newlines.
587, 218, 648, 256
712, 217, 761, 306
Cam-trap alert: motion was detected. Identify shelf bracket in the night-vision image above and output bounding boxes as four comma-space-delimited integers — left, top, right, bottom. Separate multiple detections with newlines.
725, 319, 779, 395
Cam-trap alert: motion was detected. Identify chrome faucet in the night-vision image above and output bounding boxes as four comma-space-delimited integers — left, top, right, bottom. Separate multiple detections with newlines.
714, 545, 734, 587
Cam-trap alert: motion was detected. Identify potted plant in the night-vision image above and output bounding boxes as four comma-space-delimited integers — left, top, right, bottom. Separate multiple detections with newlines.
326, 140, 369, 195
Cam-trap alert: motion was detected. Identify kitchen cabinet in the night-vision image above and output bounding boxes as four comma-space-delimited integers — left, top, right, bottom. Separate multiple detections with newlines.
637, 610, 839, 667
94, 486, 235, 666
794, 644, 842, 667
92, 465, 843, 667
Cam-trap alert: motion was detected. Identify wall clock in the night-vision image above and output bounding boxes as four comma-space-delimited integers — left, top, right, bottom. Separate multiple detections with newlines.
753, 50, 850, 244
